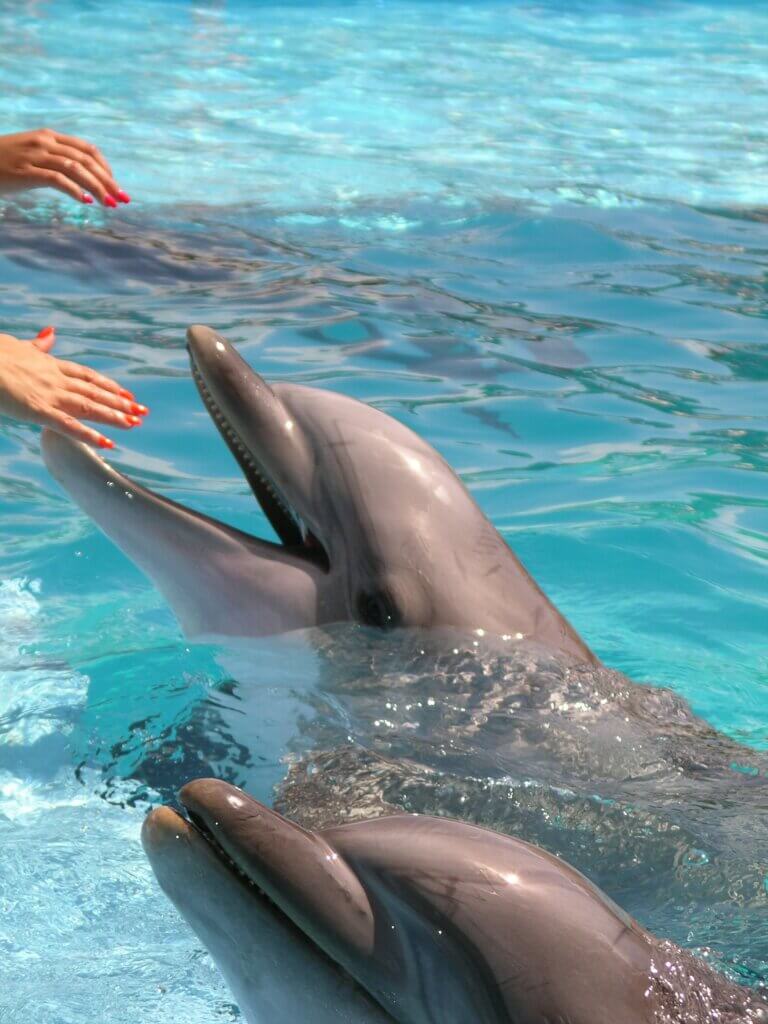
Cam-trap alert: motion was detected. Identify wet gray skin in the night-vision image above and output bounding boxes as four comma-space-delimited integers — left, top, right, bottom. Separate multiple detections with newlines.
143, 779, 766, 1024
42, 325, 592, 662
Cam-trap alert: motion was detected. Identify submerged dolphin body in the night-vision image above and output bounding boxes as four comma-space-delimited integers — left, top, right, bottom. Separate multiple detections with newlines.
42, 325, 592, 662
143, 779, 766, 1024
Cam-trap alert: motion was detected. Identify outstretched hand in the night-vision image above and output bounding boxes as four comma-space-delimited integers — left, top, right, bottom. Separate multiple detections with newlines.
0, 129, 130, 207
0, 328, 147, 448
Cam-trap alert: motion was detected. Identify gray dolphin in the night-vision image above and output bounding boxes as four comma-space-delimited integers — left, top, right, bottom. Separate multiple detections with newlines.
143, 778, 766, 1024
41, 325, 592, 662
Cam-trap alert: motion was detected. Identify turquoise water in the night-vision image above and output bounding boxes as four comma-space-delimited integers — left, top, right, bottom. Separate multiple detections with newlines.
0, 1, 767, 1020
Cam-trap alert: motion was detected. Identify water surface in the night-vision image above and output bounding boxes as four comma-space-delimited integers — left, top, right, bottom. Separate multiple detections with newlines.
0, 1, 767, 1020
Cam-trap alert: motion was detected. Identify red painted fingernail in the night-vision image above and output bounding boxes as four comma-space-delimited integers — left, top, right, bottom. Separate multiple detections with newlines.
132, 404, 149, 416
119, 388, 135, 400
81, 193, 94, 204
98, 436, 115, 449
126, 415, 141, 426
116, 190, 131, 204
104, 195, 118, 209
36, 326, 55, 340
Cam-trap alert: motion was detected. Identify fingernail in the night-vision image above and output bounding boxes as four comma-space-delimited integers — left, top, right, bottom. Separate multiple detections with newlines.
98, 436, 115, 450
36, 326, 55, 340
104, 195, 118, 209
133, 404, 149, 416
126, 415, 141, 426
116, 190, 131, 204
119, 388, 135, 400
81, 193, 94, 205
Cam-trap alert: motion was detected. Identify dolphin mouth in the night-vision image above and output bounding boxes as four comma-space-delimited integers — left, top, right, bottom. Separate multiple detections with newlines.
167, 789, 377, 997
186, 332, 329, 571
180, 799, 273, 902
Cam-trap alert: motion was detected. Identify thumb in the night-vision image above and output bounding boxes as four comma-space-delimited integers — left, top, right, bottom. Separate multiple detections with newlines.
31, 326, 56, 352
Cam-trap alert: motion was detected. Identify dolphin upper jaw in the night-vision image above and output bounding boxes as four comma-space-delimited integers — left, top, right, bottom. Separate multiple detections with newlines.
178, 778, 376, 959
186, 325, 325, 559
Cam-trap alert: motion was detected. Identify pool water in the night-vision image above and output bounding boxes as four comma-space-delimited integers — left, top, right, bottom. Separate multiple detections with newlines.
0, 1, 767, 1020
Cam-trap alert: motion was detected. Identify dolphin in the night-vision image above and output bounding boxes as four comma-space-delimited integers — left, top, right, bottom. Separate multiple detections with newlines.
41, 325, 593, 662
143, 778, 766, 1024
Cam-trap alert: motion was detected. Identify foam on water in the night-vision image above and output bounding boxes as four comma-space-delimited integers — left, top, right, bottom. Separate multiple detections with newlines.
0, 578, 238, 1022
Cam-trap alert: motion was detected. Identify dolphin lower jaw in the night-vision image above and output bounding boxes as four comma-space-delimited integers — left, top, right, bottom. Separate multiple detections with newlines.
41, 429, 337, 637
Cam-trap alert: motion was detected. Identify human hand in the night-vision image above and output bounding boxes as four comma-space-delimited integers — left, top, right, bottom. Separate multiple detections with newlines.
0, 129, 130, 207
0, 328, 147, 448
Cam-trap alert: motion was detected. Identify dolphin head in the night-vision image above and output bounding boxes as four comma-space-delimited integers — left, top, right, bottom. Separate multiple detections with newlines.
143, 779, 655, 1024
141, 797, 392, 1024
185, 325, 503, 631
43, 325, 592, 658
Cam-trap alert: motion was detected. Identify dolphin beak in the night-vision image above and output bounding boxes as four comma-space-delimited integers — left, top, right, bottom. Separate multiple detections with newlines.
186, 325, 322, 557
178, 780, 375, 958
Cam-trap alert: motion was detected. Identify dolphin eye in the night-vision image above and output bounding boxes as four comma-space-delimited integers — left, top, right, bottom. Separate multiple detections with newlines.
356, 589, 401, 630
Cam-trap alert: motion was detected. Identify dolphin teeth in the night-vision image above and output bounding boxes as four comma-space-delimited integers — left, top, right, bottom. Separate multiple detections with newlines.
186, 810, 266, 896
190, 361, 309, 547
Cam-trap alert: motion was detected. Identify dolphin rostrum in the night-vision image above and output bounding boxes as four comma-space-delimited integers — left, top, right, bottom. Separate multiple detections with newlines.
42, 325, 593, 662
143, 778, 767, 1024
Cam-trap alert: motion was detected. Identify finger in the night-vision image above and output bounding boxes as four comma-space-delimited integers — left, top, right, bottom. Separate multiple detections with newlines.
30, 167, 88, 203
49, 137, 129, 204
58, 393, 143, 430
42, 408, 115, 450
42, 151, 117, 206
36, 155, 112, 207
51, 143, 121, 200
59, 360, 135, 400
66, 378, 146, 417
32, 326, 56, 353
52, 131, 114, 178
